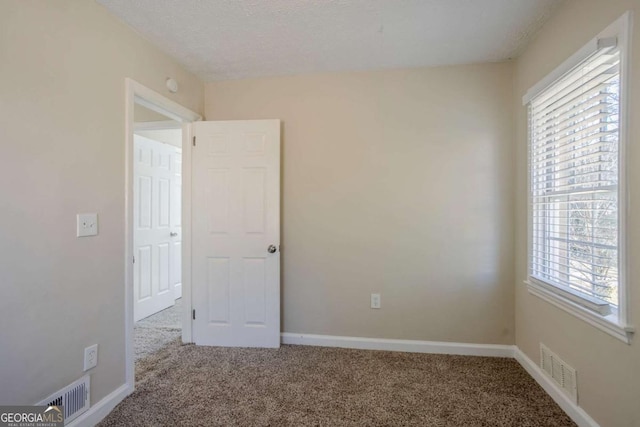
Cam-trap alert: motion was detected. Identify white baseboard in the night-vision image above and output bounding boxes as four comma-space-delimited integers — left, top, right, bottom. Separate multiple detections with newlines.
281, 332, 515, 358
67, 383, 132, 427
514, 348, 600, 427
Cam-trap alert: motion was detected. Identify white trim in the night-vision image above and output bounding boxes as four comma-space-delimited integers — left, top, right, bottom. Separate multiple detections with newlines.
124, 81, 135, 391
134, 120, 182, 131
524, 12, 634, 341
181, 122, 194, 344
66, 383, 132, 427
124, 78, 201, 393
132, 81, 201, 123
525, 280, 633, 344
514, 349, 600, 427
281, 333, 515, 358
616, 11, 633, 328
528, 277, 611, 316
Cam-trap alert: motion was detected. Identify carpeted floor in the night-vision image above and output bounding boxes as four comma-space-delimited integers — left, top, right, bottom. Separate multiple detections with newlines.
134, 299, 182, 361
101, 338, 575, 427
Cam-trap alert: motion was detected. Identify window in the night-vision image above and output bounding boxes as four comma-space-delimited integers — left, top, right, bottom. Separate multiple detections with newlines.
531, 44, 620, 310
523, 13, 633, 343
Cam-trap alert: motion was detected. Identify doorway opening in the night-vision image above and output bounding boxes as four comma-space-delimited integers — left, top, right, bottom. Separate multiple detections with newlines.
133, 104, 183, 360
124, 79, 201, 391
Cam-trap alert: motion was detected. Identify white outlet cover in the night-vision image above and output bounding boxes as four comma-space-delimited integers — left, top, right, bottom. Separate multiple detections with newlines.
371, 293, 381, 309
84, 344, 98, 371
77, 213, 98, 237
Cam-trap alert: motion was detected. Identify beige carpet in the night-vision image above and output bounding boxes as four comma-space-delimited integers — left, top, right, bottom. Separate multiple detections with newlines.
134, 299, 182, 361
100, 340, 575, 427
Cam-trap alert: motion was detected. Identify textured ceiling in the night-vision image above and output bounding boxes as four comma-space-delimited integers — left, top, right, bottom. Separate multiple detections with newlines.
97, 0, 563, 81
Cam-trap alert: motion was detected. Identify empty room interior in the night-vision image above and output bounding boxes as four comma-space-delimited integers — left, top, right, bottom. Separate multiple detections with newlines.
0, 0, 638, 426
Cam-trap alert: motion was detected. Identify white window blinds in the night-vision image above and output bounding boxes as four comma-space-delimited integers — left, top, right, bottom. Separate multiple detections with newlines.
529, 41, 620, 308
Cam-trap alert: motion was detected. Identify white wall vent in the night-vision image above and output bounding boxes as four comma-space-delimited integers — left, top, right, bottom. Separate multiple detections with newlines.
540, 343, 577, 403
38, 375, 90, 424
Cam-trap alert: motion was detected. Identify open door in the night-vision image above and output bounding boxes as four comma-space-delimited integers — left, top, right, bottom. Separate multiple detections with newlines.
191, 120, 280, 347
133, 134, 181, 321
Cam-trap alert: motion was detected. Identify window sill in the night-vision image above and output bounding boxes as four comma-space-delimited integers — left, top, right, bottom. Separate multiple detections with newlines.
525, 279, 634, 344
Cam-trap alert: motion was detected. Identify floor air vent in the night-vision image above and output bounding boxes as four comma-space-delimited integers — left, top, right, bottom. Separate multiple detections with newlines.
38, 375, 90, 424
540, 343, 577, 403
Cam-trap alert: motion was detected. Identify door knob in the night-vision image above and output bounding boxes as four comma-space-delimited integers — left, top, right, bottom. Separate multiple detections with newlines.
170, 232, 178, 237
267, 244, 277, 254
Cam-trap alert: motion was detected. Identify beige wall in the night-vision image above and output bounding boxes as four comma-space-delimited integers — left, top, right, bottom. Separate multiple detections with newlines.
134, 129, 182, 148
514, 1, 640, 425
134, 103, 174, 123
205, 64, 516, 344
0, 0, 202, 406
7, 1, 634, 424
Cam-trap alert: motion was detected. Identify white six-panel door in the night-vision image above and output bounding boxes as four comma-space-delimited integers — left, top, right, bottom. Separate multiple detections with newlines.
133, 134, 182, 322
191, 120, 280, 347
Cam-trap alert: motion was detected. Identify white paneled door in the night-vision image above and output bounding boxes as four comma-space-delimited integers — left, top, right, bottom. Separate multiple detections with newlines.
192, 120, 280, 347
133, 134, 182, 322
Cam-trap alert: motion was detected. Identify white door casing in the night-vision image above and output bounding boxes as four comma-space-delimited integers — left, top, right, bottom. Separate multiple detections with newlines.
133, 134, 182, 321
125, 78, 202, 392
170, 145, 183, 299
191, 120, 280, 347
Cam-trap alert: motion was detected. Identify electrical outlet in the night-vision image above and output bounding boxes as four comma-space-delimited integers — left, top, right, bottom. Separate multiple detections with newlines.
84, 344, 98, 371
371, 293, 381, 309
77, 213, 98, 237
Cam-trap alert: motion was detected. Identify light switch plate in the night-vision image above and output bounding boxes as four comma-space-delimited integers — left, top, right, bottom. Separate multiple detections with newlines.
77, 213, 98, 237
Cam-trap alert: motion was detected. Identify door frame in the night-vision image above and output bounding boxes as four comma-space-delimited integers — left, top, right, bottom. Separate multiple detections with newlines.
124, 78, 201, 391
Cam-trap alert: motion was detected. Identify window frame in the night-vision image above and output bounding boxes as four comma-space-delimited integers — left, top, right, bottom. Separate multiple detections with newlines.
523, 12, 634, 344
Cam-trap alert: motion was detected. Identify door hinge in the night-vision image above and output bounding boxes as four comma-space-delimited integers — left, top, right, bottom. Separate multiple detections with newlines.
192, 136, 196, 147
132, 256, 135, 264
192, 309, 196, 320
